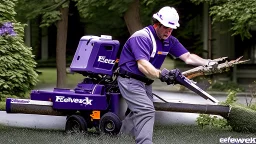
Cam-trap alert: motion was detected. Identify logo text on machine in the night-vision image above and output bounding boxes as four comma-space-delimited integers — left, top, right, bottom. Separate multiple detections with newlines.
55, 96, 93, 105
11, 99, 30, 104
98, 56, 115, 64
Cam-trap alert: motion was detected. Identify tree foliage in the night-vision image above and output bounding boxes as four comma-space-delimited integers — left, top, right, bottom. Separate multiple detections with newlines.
74, 0, 133, 18
73, 0, 132, 38
17, 0, 131, 36
15, 0, 68, 27
191, 0, 256, 40
0, 0, 38, 98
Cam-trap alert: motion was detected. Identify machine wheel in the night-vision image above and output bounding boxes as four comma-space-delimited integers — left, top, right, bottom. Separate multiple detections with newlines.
65, 115, 87, 134
99, 112, 122, 135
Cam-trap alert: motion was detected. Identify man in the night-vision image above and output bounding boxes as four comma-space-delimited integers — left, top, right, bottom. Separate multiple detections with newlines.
117, 6, 217, 144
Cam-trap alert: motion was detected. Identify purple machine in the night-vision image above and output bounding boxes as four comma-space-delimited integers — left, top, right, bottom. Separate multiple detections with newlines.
5, 35, 230, 135
6, 35, 123, 134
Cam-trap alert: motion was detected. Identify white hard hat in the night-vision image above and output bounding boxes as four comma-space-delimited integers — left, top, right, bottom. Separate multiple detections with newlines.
153, 6, 180, 29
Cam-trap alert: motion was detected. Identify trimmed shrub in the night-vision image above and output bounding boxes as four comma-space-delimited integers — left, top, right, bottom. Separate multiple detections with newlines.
0, 0, 38, 99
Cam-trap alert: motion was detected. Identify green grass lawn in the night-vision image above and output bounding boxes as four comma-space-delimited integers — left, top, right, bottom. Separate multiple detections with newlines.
35, 68, 84, 89
0, 124, 255, 144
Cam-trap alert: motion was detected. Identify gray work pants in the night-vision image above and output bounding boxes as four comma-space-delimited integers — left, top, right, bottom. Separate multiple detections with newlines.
117, 76, 155, 144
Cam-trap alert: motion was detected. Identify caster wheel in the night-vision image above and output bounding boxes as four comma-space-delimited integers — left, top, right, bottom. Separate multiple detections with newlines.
65, 115, 87, 134
99, 112, 122, 135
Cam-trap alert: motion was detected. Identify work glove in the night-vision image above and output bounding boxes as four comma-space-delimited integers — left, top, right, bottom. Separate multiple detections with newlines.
159, 68, 176, 85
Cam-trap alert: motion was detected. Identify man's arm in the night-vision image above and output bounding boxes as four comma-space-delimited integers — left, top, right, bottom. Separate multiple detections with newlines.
137, 59, 161, 79
179, 52, 209, 66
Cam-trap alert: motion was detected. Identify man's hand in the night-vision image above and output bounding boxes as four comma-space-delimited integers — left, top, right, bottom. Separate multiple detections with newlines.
159, 68, 176, 85
159, 69, 169, 82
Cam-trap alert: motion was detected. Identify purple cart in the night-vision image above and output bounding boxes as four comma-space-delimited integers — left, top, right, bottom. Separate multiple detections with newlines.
6, 35, 122, 134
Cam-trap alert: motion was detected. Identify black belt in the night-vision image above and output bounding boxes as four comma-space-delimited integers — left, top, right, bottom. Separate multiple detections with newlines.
118, 68, 154, 85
